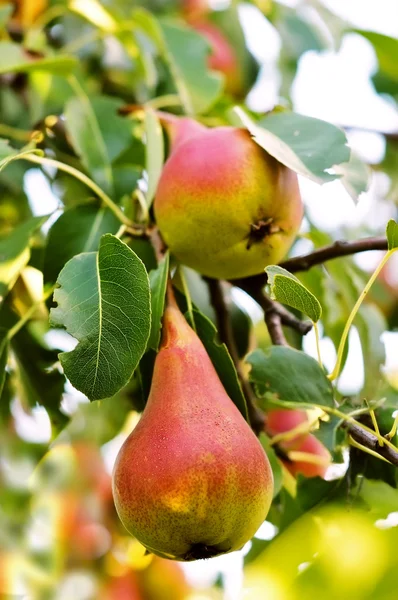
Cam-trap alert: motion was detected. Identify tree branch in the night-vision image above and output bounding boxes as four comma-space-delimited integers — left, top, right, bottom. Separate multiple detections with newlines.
234, 278, 312, 343
205, 278, 265, 434
344, 421, 398, 467
280, 236, 388, 273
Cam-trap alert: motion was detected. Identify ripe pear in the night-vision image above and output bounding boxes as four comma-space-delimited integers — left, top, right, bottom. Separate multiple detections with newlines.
154, 115, 303, 280
112, 292, 273, 561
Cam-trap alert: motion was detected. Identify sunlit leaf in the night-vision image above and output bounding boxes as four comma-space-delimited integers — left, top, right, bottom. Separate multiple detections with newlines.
386, 219, 398, 250
0, 42, 77, 75
233, 108, 350, 184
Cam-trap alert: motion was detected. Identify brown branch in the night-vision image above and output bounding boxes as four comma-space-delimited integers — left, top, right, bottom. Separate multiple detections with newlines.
280, 236, 388, 273
205, 277, 265, 434
344, 421, 398, 467
234, 278, 312, 342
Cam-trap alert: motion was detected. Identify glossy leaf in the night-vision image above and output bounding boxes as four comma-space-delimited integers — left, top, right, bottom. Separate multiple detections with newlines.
50, 235, 151, 400
144, 109, 164, 207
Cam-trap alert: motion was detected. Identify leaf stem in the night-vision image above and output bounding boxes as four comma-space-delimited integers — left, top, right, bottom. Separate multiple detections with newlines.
7, 286, 55, 341
0, 124, 32, 142
328, 249, 395, 381
348, 436, 391, 464
313, 321, 322, 367
23, 154, 132, 226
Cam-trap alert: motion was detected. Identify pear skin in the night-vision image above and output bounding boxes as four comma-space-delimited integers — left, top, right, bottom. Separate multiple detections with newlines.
113, 299, 273, 561
154, 119, 303, 280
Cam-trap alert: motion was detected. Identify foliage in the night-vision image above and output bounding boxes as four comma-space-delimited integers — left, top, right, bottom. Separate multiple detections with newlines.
1, 0, 398, 598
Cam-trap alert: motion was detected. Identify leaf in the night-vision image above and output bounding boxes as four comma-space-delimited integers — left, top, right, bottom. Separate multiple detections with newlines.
0, 216, 49, 307
11, 324, 67, 431
386, 219, 398, 250
192, 308, 249, 421
0, 139, 15, 161
233, 108, 350, 185
147, 252, 169, 351
246, 347, 334, 408
0, 329, 8, 399
50, 235, 151, 400
160, 21, 223, 115
265, 265, 322, 322
0, 42, 77, 75
64, 95, 133, 196
355, 30, 398, 82
44, 203, 120, 284
333, 151, 371, 202
144, 109, 164, 207
259, 433, 283, 498
358, 478, 398, 517
69, 0, 117, 33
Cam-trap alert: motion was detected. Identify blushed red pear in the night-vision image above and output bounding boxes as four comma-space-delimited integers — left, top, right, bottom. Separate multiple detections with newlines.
112, 294, 273, 561
154, 115, 303, 280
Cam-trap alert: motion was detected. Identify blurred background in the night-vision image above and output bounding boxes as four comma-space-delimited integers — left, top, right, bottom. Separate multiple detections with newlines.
1, 0, 398, 598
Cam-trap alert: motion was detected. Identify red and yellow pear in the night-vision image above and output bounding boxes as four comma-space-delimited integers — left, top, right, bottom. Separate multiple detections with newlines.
266, 409, 331, 479
112, 288, 273, 561
154, 114, 303, 280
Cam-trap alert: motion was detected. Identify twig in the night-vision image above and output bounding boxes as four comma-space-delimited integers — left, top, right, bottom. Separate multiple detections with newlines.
205, 278, 265, 434
234, 278, 312, 342
280, 236, 388, 273
344, 421, 398, 466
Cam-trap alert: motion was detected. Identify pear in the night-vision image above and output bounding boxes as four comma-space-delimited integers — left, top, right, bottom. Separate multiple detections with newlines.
112, 291, 273, 561
154, 115, 303, 280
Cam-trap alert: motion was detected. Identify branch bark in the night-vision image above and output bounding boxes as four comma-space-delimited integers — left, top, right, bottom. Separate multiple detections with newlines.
345, 421, 398, 467
280, 236, 388, 273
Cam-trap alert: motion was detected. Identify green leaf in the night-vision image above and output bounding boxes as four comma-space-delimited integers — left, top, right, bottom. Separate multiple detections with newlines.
64, 95, 133, 196
192, 308, 249, 421
50, 235, 151, 400
0, 42, 77, 75
44, 203, 120, 284
0, 216, 49, 306
11, 323, 67, 430
265, 265, 322, 322
246, 347, 334, 408
0, 329, 8, 399
233, 108, 350, 185
147, 252, 169, 351
0, 139, 15, 161
355, 31, 398, 82
69, 0, 117, 32
386, 219, 398, 250
259, 433, 283, 498
160, 21, 223, 115
333, 151, 371, 202
144, 109, 164, 207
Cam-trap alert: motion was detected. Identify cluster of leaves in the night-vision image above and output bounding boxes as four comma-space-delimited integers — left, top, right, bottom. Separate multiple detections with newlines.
1, 0, 398, 596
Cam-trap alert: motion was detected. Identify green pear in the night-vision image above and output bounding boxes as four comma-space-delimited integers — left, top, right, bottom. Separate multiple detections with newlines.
154, 115, 303, 280
112, 291, 273, 561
